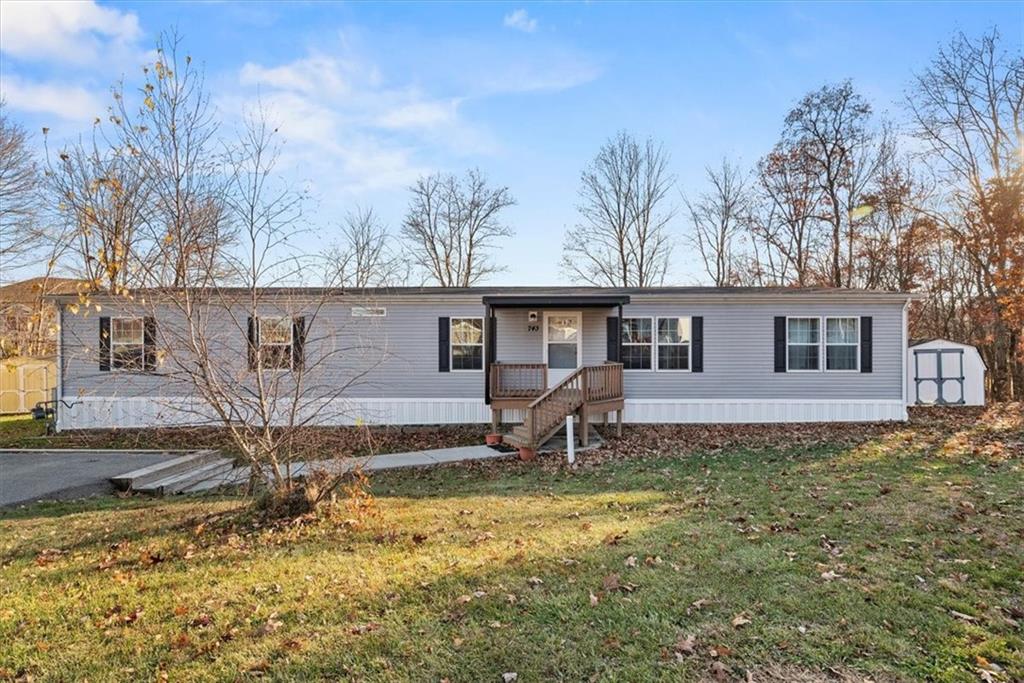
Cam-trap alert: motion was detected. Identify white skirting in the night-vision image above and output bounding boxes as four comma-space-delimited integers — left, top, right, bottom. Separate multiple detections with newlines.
621, 399, 906, 423
56, 396, 906, 431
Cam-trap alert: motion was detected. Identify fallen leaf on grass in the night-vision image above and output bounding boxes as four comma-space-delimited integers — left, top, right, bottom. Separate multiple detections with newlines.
731, 614, 751, 628
603, 531, 628, 545
601, 573, 637, 593
502, 674, 518, 683
34, 548, 64, 567
139, 549, 164, 566
257, 613, 283, 636
674, 634, 697, 655
189, 613, 212, 628
624, 555, 637, 568
589, 592, 599, 606
527, 576, 544, 587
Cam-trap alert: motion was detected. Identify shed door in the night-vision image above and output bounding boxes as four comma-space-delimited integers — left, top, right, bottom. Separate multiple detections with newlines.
913, 348, 965, 405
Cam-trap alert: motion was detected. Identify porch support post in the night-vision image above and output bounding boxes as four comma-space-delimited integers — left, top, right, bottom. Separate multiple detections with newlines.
616, 408, 623, 437
484, 304, 495, 406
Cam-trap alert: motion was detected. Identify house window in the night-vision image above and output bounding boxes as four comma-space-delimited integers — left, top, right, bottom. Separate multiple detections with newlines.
352, 306, 386, 317
111, 317, 145, 370
657, 317, 690, 370
451, 317, 483, 371
258, 317, 294, 369
826, 317, 859, 371
621, 317, 653, 370
787, 317, 820, 371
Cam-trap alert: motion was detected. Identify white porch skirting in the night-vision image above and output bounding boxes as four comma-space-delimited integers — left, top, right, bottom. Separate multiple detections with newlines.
56, 396, 907, 431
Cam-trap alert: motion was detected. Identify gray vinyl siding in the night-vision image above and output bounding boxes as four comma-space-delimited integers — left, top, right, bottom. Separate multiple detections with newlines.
494, 302, 901, 400
60, 294, 904, 404
618, 301, 902, 400
61, 301, 486, 399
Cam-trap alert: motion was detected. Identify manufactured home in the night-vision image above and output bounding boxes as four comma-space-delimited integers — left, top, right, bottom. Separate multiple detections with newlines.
52, 287, 914, 449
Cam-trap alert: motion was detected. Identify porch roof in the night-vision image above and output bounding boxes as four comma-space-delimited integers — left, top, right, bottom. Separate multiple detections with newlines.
481, 294, 630, 309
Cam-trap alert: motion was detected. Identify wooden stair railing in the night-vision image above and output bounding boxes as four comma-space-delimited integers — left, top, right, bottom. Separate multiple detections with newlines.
505, 363, 623, 450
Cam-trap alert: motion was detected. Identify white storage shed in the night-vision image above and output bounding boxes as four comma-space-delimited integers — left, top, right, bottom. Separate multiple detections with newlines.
907, 339, 986, 406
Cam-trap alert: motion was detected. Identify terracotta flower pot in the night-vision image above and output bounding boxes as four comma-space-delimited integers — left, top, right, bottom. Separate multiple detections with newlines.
518, 447, 537, 461
485, 433, 503, 445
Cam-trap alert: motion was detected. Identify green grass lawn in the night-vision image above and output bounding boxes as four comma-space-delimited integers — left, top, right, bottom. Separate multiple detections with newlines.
1, 407, 1021, 682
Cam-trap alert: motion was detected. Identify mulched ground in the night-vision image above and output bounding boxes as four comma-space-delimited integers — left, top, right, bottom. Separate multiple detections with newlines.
23, 404, 1023, 471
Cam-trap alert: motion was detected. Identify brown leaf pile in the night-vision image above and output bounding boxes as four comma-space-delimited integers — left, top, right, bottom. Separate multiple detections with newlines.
506, 403, 1023, 471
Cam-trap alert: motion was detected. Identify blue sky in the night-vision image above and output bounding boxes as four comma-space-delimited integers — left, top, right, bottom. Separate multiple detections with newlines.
1, 1, 1020, 284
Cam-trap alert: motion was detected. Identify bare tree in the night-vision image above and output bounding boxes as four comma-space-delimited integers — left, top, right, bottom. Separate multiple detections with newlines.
683, 159, 750, 286
855, 155, 938, 291
401, 169, 515, 287
907, 29, 1023, 399
751, 144, 822, 286
0, 103, 42, 274
112, 30, 235, 287
562, 131, 675, 286
116, 111, 385, 513
327, 206, 407, 288
781, 81, 884, 287
44, 127, 150, 293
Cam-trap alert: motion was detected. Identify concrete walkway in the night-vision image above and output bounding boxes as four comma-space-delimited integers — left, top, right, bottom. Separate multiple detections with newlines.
298, 444, 512, 475
187, 444, 514, 492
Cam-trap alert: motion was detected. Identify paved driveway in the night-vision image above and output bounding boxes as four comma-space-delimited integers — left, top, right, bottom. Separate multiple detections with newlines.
0, 450, 177, 507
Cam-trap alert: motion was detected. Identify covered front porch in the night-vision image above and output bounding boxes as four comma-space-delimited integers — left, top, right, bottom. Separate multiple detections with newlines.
481, 294, 628, 454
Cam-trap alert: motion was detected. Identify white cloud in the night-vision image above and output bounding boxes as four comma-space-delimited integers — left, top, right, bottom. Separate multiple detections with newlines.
232, 50, 486, 192
503, 9, 538, 33
376, 100, 458, 130
0, 76, 104, 123
0, 0, 142, 64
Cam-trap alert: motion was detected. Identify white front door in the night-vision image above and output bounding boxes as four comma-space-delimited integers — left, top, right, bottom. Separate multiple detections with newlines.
543, 311, 582, 387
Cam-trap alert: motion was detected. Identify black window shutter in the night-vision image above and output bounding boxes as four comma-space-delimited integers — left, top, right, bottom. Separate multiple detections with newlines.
606, 316, 620, 362
247, 317, 258, 371
691, 316, 704, 372
860, 316, 873, 373
292, 317, 306, 370
438, 317, 450, 372
99, 317, 111, 371
143, 316, 157, 371
774, 316, 787, 372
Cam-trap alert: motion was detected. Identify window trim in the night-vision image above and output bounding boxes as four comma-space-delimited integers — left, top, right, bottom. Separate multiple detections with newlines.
654, 316, 692, 373
109, 316, 146, 372
785, 316, 822, 373
256, 316, 294, 371
621, 316, 654, 372
450, 316, 484, 373
824, 316, 860, 373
